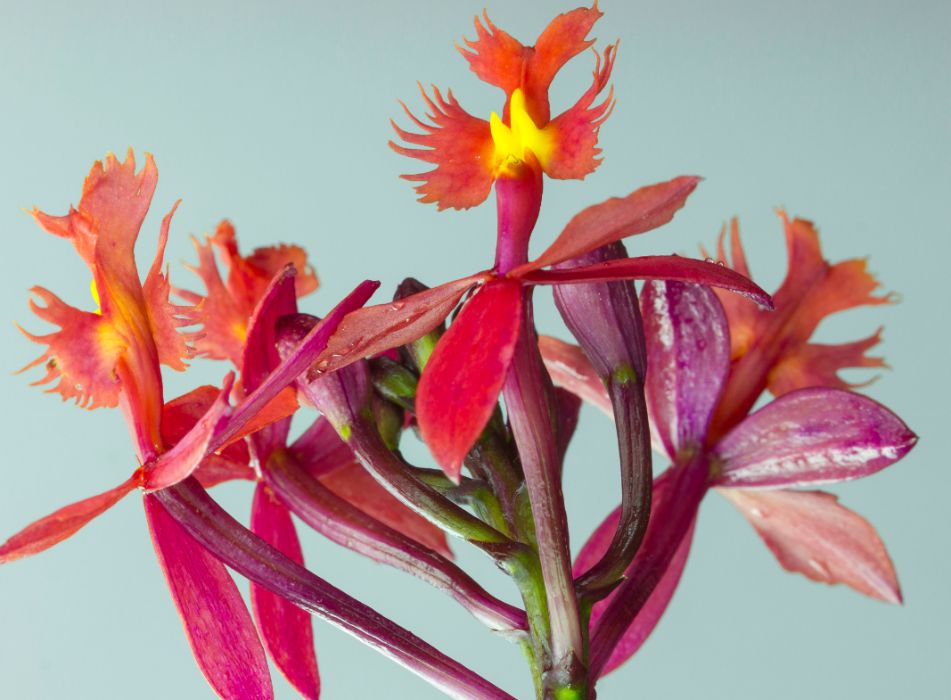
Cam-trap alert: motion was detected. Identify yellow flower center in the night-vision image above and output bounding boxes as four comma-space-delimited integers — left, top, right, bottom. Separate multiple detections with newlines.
489, 89, 554, 177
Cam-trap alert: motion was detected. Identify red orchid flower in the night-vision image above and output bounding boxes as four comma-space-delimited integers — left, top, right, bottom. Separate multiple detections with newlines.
542, 218, 916, 677
385, 5, 775, 481
2, 151, 367, 700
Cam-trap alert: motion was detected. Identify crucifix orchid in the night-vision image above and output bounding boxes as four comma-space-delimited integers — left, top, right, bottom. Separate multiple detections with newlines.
2, 4, 915, 700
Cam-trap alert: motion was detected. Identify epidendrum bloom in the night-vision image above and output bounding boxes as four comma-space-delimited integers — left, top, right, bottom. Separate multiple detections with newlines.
544, 214, 916, 675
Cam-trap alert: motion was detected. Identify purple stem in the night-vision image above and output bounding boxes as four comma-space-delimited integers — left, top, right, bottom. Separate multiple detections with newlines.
588, 458, 708, 677
264, 448, 528, 634
503, 293, 586, 693
156, 478, 515, 700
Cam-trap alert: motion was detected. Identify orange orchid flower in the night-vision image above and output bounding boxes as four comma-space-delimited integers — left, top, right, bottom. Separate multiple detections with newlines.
391, 2, 616, 210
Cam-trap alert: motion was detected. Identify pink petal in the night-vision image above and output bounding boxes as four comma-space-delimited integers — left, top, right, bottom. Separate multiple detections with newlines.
250, 484, 320, 699
291, 416, 357, 479
314, 275, 486, 375
538, 335, 612, 417
713, 388, 917, 488
641, 281, 731, 458
240, 266, 299, 458
522, 255, 773, 308
0, 476, 138, 563
515, 176, 701, 273
144, 494, 274, 699
576, 472, 696, 676
720, 488, 902, 603
417, 279, 523, 480
144, 373, 235, 491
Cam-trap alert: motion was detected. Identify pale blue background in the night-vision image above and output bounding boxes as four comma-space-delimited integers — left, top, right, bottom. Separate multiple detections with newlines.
0, 1, 948, 698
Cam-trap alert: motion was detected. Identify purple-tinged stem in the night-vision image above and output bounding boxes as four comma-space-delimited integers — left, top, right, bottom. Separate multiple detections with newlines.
588, 457, 708, 677
494, 164, 543, 274
503, 293, 587, 697
552, 242, 652, 600
156, 478, 514, 700
264, 448, 527, 634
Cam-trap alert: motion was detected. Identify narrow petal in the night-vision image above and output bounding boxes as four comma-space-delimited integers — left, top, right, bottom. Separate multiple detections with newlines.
544, 43, 616, 180
417, 279, 523, 480
291, 416, 356, 479
576, 472, 696, 676
17, 286, 123, 409
240, 266, 299, 459
320, 461, 453, 559
0, 476, 138, 563
143, 201, 193, 371
641, 281, 731, 458
144, 494, 274, 699
713, 387, 916, 488
390, 86, 495, 210
214, 280, 379, 451
144, 374, 235, 491
251, 484, 320, 700
721, 488, 902, 604
523, 255, 773, 308
313, 275, 482, 375
518, 176, 701, 272
538, 335, 612, 417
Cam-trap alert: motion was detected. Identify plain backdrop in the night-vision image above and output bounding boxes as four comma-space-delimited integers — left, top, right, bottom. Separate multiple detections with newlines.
0, 1, 948, 698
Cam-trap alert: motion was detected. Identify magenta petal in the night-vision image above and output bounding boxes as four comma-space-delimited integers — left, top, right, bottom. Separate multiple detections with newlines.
641, 281, 731, 458
522, 255, 773, 308
576, 472, 696, 676
250, 483, 320, 700
721, 488, 902, 603
315, 275, 484, 374
417, 279, 523, 480
538, 335, 612, 417
519, 176, 701, 272
144, 494, 274, 699
144, 373, 235, 492
291, 416, 356, 479
0, 476, 138, 563
240, 267, 299, 458
714, 388, 917, 488
213, 280, 379, 450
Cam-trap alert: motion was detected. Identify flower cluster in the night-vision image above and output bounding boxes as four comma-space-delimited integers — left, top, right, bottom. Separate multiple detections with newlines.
3, 5, 914, 700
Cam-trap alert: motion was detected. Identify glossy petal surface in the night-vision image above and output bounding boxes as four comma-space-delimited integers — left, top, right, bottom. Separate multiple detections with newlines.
520, 176, 700, 272
251, 484, 320, 700
145, 495, 274, 699
714, 388, 917, 488
417, 279, 523, 479
721, 488, 901, 603
0, 476, 138, 563
642, 281, 730, 458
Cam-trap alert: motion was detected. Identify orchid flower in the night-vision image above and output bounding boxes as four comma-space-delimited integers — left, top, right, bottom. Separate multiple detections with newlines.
2, 151, 371, 699
543, 217, 916, 678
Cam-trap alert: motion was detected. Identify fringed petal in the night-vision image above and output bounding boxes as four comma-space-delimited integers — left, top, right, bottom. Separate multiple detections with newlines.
250, 484, 320, 700
721, 488, 902, 604
143, 201, 193, 371
543, 43, 616, 180
30, 205, 97, 268
417, 279, 523, 480
714, 387, 917, 488
320, 461, 453, 559
17, 286, 123, 409
457, 11, 527, 97
390, 85, 495, 210
0, 476, 139, 563
144, 494, 274, 699
711, 212, 896, 435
